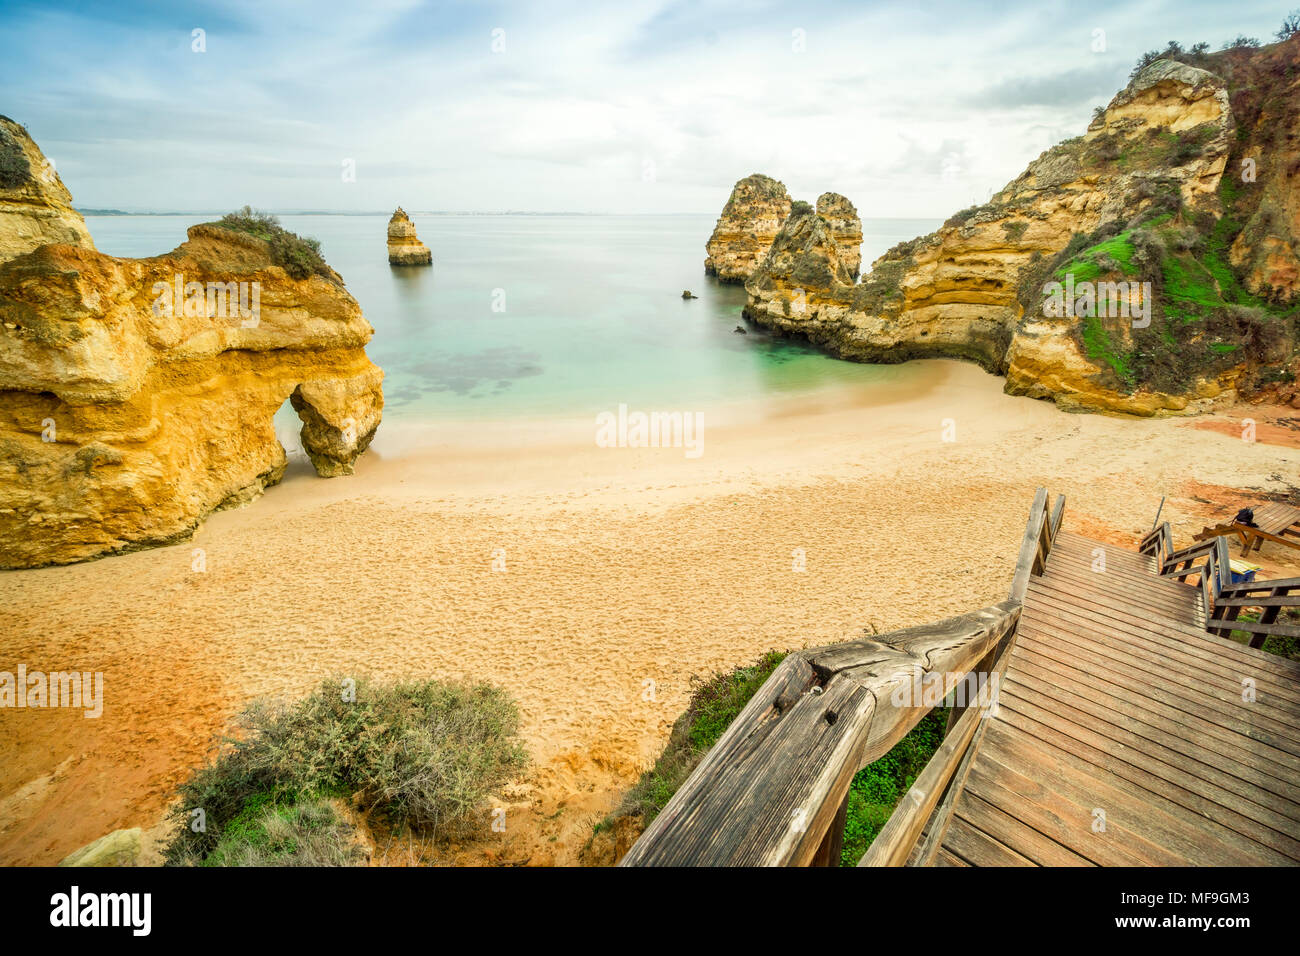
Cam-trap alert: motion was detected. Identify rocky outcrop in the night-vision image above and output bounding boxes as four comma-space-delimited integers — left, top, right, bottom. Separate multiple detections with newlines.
704, 174, 793, 282
387, 207, 432, 266
816, 192, 863, 278
704, 175, 865, 284
0, 124, 383, 569
743, 45, 1300, 416
59, 828, 144, 867
0, 115, 95, 265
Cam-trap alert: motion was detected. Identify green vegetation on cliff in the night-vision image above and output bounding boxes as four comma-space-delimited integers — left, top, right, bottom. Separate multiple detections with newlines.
211, 205, 333, 280
0, 119, 32, 190
1021, 142, 1298, 398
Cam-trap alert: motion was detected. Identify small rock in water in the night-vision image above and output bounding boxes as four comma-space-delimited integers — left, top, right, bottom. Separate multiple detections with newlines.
733, 325, 747, 334
681, 290, 697, 299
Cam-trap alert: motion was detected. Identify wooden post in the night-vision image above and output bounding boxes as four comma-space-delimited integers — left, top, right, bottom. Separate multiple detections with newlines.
811, 792, 849, 867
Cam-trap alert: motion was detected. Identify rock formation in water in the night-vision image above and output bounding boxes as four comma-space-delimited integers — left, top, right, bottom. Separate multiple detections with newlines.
0, 116, 95, 264
704, 174, 794, 282
742, 42, 1300, 415
0, 125, 384, 569
387, 207, 432, 266
704, 175, 865, 284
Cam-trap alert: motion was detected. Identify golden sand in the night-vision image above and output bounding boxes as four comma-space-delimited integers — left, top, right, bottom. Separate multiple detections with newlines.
2, 359, 1296, 865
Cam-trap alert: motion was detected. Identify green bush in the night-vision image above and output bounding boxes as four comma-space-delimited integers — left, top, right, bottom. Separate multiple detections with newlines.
164, 677, 529, 865
196, 797, 368, 867
840, 706, 948, 865
212, 205, 332, 280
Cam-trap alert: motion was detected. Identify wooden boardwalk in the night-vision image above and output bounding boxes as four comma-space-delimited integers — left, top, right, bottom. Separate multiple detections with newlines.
925, 530, 1300, 866
622, 490, 1300, 868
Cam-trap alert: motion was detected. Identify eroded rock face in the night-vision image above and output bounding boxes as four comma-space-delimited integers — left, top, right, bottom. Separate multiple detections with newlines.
741, 52, 1300, 416
704, 174, 793, 282
816, 192, 863, 278
0, 125, 383, 569
387, 207, 432, 266
0, 115, 95, 265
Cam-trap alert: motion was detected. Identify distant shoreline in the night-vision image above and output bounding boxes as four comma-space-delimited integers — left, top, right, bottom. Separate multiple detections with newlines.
77, 209, 942, 221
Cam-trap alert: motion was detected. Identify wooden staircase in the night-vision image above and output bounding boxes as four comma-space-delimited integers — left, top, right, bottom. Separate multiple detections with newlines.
921, 530, 1300, 866
620, 490, 1300, 867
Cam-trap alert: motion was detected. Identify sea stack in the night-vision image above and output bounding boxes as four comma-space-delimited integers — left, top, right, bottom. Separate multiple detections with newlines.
387, 207, 432, 266
704, 174, 793, 282
0, 122, 385, 568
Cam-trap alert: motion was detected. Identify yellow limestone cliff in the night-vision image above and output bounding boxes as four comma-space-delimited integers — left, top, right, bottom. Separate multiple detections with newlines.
743, 48, 1300, 416
0, 124, 384, 568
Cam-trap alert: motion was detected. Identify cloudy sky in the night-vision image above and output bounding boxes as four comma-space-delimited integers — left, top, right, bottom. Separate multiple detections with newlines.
0, 0, 1292, 216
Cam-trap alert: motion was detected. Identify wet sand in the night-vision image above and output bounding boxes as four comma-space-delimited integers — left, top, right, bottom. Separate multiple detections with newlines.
2, 359, 1296, 865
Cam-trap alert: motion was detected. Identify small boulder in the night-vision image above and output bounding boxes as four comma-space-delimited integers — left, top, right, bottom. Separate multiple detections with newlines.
733, 325, 747, 334
59, 828, 143, 867
681, 290, 697, 299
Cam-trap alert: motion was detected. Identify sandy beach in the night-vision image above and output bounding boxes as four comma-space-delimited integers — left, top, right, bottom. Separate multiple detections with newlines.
2, 358, 1297, 866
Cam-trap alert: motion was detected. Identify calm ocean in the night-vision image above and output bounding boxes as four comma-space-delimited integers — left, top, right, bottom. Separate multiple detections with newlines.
85, 213, 941, 423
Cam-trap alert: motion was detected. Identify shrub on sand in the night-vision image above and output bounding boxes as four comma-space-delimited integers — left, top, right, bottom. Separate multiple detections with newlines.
164, 677, 529, 865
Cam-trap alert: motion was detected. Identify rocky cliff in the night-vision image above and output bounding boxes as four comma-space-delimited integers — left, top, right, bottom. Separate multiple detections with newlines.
704, 174, 794, 282
0, 116, 95, 264
816, 192, 863, 278
704, 175, 864, 283
743, 40, 1300, 416
387, 207, 432, 266
0, 127, 384, 568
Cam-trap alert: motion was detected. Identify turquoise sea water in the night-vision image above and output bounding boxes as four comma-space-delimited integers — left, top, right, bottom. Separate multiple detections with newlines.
84, 214, 941, 422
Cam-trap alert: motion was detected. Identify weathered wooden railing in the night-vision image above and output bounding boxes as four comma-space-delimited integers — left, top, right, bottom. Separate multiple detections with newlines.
1141, 508, 1297, 646
619, 487, 1060, 867
1208, 576, 1300, 648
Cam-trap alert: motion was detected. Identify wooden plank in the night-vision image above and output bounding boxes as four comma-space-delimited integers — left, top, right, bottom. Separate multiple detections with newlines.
1215, 619, 1300, 639
810, 791, 849, 867
1023, 593, 1300, 696
912, 712, 989, 867
1005, 667, 1300, 814
1050, 494, 1066, 541
977, 723, 1277, 866
1216, 595, 1300, 608
1015, 628, 1300, 756
942, 815, 1036, 866
1218, 576, 1300, 595
1032, 575, 1202, 622
1020, 604, 1300, 708
1012, 643, 1300, 780
955, 792, 1094, 867
963, 742, 1183, 866
996, 696, 1300, 862
935, 848, 969, 867
625, 600, 1020, 866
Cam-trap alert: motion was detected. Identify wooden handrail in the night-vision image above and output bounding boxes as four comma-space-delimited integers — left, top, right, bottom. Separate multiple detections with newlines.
1208, 573, 1300, 646
1009, 488, 1050, 605
1218, 575, 1300, 596
620, 487, 1057, 867
618, 601, 1020, 866
1050, 494, 1067, 541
